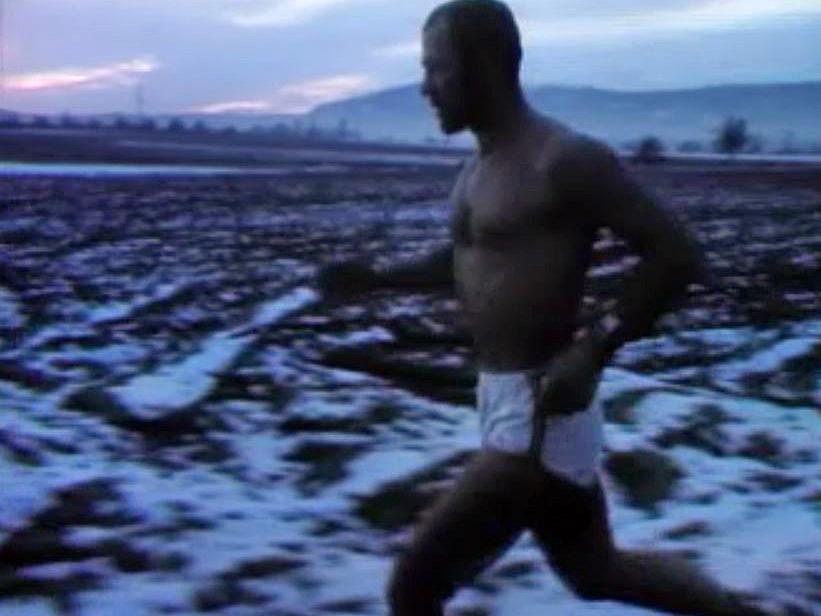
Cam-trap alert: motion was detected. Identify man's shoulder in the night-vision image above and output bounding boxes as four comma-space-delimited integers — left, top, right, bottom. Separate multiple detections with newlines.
528, 122, 629, 213
449, 152, 478, 204
518, 113, 611, 175
461, 151, 480, 171
453, 151, 479, 180
548, 128, 616, 175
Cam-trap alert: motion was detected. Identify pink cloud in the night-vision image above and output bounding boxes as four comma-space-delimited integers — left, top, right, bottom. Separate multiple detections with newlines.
272, 74, 374, 113
6, 58, 158, 92
191, 74, 375, 115
226, 0, 370, 27
189, 100, 274, 114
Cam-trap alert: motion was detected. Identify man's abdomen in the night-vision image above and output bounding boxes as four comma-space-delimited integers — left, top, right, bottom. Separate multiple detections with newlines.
455, 240, 590, 371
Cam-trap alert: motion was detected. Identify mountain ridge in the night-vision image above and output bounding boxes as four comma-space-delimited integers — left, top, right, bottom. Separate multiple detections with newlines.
308, 80, 821, 149
3, 80, 820, 151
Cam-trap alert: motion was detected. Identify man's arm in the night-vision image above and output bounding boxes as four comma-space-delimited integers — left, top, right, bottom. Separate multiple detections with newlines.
319, 153, 469, 297
372, 243, 453, 290
531, 139, 705, 417
580, 142, 706, 365
318, 244, 453, 296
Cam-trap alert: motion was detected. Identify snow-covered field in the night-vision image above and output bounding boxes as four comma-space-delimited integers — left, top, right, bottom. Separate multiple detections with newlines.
0, 163, 818, 615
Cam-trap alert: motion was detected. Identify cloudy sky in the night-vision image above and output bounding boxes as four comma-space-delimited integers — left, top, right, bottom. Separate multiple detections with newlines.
2, 0, 821, 115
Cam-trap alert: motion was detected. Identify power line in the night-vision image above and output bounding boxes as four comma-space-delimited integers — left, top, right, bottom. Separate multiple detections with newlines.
0, 0, 5, 108
136, 81, 144, 117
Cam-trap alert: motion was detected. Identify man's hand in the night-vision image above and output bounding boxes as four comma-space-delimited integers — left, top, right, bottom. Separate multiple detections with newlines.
534, 336, 604, 417
317, 260, 380, 298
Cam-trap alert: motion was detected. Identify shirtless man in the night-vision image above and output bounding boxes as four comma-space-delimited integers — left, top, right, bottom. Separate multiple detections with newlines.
320, 1, 767, 614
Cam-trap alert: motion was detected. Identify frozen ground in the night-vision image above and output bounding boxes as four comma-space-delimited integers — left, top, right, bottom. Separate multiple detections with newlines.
0, 162, 818, 615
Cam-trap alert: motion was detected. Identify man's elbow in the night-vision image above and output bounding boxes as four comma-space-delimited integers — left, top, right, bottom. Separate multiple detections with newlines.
667, 236, 708, 292
681, 235, 708, 286
688, 251, 709, 287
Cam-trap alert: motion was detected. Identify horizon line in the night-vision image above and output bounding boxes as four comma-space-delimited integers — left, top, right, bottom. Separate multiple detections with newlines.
3, 77, 820, 118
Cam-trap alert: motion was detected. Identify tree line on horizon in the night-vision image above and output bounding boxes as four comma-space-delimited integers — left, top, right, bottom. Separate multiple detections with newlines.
0, 112, 363, 144
630, 116, 818, 163
1, 111, 817, 158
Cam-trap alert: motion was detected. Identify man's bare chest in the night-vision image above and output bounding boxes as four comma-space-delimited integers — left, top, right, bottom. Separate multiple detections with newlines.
451, 160, 571, 247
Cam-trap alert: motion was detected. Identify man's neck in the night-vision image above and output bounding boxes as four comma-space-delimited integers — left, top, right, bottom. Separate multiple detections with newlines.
474, 89, 530, 156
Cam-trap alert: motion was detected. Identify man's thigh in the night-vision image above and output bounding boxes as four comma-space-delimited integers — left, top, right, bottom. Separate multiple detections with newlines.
394, 451, 533, 590
528, 473, 614, 584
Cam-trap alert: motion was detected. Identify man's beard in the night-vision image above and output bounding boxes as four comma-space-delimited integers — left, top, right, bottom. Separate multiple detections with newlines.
435, 103, 469, 135
436, 80, 489, 135
439, 114, 466, 135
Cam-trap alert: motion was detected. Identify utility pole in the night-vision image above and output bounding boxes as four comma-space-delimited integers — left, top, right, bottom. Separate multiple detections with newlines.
136, 81, 144, 118
0, 0, 6, 110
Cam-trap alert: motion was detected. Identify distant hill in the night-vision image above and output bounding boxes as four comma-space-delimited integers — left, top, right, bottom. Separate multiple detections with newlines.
307, 81, 821, 150
3, 81, 820, 152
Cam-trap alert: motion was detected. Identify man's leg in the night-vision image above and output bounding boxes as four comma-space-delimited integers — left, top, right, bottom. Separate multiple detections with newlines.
387, 450, 532, 616
530, 473, 763, 616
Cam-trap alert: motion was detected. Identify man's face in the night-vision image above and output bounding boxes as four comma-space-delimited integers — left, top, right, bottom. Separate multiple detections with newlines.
421, 20, 469, 135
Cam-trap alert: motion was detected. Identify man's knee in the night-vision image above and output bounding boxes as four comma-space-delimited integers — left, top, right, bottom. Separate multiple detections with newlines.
386, 553, 449, 616
554, 558, 613, 601
385, 560, 413, 613
565, 572, 612, 601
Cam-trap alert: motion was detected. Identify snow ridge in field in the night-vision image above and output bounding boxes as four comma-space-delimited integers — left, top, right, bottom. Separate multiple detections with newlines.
110, 287, 317, 415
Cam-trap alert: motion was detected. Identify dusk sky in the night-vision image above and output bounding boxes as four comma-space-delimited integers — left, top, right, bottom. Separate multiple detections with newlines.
2, 0, 821, 115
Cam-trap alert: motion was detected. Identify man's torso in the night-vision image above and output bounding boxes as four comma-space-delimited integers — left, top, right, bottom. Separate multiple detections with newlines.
451, 117, 599, 371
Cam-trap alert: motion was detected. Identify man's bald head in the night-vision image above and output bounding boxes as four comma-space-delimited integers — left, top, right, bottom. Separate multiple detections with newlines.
424, 0, 522, 89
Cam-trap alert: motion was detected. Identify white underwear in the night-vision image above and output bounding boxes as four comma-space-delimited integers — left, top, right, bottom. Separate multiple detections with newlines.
477, 368, 604, 487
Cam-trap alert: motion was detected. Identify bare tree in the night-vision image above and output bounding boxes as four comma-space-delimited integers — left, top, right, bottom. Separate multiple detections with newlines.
113, 115, 131, 130
166, 117, 186, 132
632, 136, 666, 164
32, 115, 51, 128
714, 116, 748, 156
